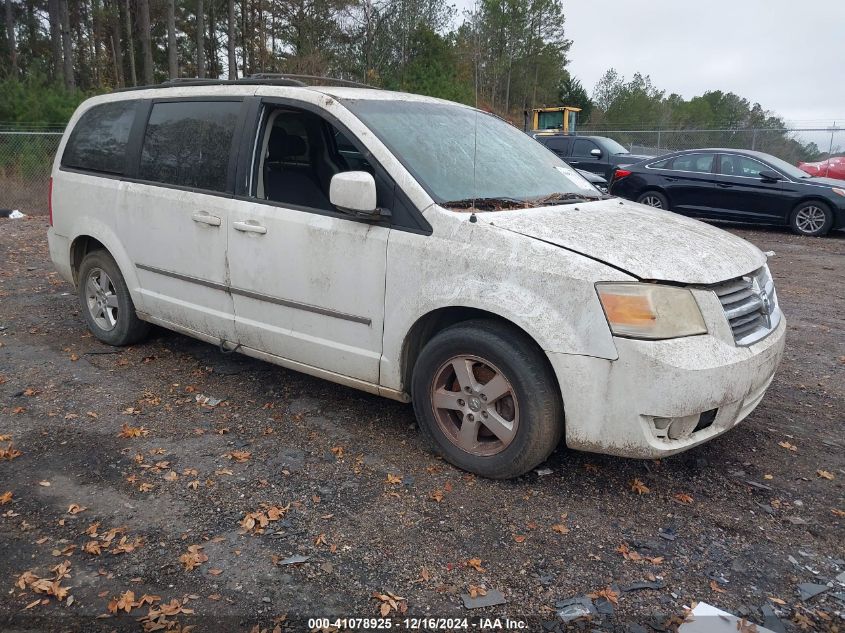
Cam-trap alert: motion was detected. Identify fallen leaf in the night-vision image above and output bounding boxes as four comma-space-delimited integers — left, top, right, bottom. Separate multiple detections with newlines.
778, 440, 797, 452
551, 524, 569, 534
513, 535, 526, 543
11, 406, 25, 414
330, 446, 344, 458
67, 504, 87, 515
314, 533, 327, 547
225, 450, 252, 463
673, 492, 694, 504
39, 481, 51, 487
0, 491, 12, 505
832, 509, 845, 518
179, 544, 208, 571
118, 423, 148, 439
630, 478, 650, 494
467, 584, 487, 598
207, 568, 223, 576
709, 579, 726, 594
0, 443, 22, 461
429, 489, 444, 503
23, 388, 39, 396
588, 586, 619, 605
385, 473, 401, 485
817, 470, 835, 480
70, 354, 79, 361
466, 558, 485, 572
768, 596, 786, 605
163, 471, 178, 482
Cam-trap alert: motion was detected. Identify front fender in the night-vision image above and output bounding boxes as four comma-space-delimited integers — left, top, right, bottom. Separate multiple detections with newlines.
380, 214, 631, 391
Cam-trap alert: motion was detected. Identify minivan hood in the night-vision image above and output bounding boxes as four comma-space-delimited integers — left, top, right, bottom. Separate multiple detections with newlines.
484, 200, 765, 285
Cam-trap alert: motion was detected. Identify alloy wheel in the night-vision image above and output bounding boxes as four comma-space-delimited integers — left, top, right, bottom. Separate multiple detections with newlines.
85, 267, 119, 331
641, 195, 664, 208
429, 355, 520, 456
794, 205, 826, 234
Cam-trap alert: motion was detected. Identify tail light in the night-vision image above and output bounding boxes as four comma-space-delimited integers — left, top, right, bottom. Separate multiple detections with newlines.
48, 177, 54, 226
613, 169, 632, 182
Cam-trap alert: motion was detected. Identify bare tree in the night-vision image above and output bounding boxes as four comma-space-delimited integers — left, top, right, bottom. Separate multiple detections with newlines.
124, 0, 137, 85
58, 0, 75, 89
196, 0, 205, 77
227, 0, 237, 78
166, 0, 177, 78
104, 0, 124, 86
5, 0, 17, 75
47, 0, 64, 83
136, 0, 153, 83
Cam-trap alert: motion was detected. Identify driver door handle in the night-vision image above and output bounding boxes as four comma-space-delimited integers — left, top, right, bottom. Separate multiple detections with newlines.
233, 221, 267, 235
191, 212, 221, 226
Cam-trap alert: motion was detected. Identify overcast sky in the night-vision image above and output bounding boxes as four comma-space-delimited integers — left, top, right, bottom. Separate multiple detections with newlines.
455, 0, 845, 129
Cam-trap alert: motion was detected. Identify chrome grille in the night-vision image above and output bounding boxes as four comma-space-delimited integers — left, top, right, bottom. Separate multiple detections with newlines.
712, 266, 781, 346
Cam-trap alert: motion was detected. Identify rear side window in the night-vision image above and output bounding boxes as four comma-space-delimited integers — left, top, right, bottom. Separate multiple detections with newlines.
670, 153, 715, 173
542, 137, 571, 153
648, 157, 672, 169
139, 101, 241, 192
62, 101, 136, 174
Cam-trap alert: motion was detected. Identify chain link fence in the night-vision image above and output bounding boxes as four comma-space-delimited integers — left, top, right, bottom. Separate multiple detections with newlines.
577, 126, 845, 169
1, 130, 63, 215
1, 125, 844, 216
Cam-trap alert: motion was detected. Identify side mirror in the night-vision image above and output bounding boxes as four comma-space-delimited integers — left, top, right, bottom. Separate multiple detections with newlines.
759, 170, 781, 182
330, 171, 382, 219
590, 148, 602, 158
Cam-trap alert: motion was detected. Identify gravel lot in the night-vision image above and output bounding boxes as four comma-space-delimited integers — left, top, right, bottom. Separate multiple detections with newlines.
1, 217, 843, 633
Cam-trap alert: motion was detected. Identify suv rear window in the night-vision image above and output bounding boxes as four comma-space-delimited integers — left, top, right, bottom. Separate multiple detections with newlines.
62, 101, 137, 174
139, 100, 241, 192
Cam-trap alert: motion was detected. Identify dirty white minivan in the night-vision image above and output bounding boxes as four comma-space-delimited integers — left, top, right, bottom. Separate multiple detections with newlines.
48, 77, 786, 478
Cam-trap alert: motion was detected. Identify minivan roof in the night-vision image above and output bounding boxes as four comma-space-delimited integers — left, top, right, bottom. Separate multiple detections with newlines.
90, 82, 454, 106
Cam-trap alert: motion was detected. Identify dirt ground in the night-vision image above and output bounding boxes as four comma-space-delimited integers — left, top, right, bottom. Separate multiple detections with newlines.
1, 216, 843, 633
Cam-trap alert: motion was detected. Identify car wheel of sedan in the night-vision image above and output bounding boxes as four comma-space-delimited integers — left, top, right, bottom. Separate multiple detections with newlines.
636, 190, 669, 209
78, 250, 149, 346
790, 201, 833, 236
411, 320, 563, 479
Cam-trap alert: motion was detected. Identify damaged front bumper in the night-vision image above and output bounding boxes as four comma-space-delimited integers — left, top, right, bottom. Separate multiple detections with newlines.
548, 316, 786, 458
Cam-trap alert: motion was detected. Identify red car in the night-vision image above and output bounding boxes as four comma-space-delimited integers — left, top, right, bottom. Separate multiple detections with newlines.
798, 156, 845, 180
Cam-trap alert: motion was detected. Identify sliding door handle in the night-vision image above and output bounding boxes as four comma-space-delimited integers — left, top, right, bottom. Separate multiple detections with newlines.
233, 221, 267, 235
191, 212, 221, 226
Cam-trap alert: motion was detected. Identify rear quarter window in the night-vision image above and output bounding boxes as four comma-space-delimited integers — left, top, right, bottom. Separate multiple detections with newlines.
139, 100, 242, 192
61, 100, 137, 174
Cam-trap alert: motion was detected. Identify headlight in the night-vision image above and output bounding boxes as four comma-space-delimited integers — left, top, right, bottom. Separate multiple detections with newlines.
596, 283, 707, 339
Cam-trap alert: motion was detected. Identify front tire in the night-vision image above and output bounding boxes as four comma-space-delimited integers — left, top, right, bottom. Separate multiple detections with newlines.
790, 201, 833, 236
411, 320, 563, 479
78, 250, 149, 346
637, 190, 669, 209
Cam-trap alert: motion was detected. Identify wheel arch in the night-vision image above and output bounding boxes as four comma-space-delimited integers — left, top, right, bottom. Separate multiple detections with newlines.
66, 220, 145, 312
400, 307, 560, 402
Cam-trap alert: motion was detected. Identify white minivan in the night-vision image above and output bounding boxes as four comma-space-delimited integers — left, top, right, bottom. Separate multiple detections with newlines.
47, 77, 786, 478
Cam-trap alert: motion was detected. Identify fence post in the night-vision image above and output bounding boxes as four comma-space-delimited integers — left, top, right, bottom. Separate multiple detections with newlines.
751, 129, 757, 151
657, 130, 661, 153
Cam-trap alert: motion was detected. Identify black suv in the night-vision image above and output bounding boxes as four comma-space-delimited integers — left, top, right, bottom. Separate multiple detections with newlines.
533, 134, 652, 181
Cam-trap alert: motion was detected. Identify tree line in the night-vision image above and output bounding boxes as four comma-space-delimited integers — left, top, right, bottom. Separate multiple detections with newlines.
0, 0, 571, 118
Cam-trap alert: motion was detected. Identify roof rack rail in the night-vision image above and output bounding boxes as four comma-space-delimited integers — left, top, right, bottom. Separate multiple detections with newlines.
113, 74, 379, 93
248, 73, 380, 90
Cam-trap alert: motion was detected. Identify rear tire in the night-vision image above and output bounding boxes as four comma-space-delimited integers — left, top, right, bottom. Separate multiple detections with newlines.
637, 190, 669, 210
411, 320, 563, 479
78, 250, 149, 346
789, 201, 833, 236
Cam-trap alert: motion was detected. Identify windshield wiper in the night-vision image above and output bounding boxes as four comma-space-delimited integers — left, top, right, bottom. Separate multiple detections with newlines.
442, 197, 531, 211
535, 192, 602, 205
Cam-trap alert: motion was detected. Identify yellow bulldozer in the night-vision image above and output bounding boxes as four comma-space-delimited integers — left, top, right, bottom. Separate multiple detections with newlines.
523, 106, 581, 134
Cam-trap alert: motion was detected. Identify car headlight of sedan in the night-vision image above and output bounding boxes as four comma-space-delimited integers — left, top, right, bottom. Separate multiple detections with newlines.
596, 283, 707, 339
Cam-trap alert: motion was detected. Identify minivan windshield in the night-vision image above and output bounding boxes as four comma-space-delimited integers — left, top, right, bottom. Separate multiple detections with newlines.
343, 99, 601, 210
